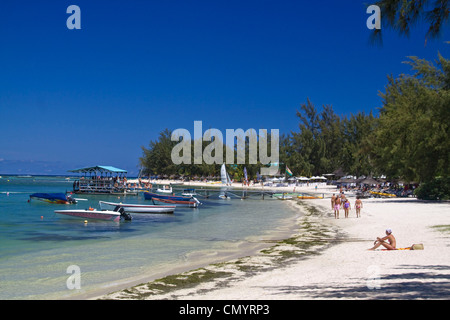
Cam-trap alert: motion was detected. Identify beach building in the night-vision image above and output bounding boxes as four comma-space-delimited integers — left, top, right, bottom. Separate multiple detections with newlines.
69, 165, 131, 194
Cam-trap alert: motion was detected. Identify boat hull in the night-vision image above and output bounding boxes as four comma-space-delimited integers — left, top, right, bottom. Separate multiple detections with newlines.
369, 191, 397, 197
156, 189, 173, 194
99, 201, 175, 214
144, 192, 200, 208
33, 198, 70, 204
55, 209, 121, 222
30, 193, 75, 204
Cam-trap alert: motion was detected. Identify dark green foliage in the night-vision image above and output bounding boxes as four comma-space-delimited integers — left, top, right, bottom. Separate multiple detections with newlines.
139, 128, 268, 180
287, 99, 376, 177
139, 129, 177, 176
372, 54, 450, 183
139, 54, 449, 191
370, 0, 450, 44
414, 177, 450, 200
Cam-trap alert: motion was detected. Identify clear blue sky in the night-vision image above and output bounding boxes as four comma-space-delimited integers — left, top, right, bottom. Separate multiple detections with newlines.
0, 0, 448, 176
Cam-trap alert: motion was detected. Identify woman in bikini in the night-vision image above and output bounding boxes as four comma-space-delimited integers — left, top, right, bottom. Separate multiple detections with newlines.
355, 196, 363, 218
343, 199, 351, 218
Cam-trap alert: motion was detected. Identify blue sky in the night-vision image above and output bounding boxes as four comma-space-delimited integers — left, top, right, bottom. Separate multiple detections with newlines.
0, 0, 448, 176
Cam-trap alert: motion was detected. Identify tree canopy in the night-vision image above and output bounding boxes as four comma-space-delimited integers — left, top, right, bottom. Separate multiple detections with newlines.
370, 0, 450, 44
140, 54, 449, 185
372, 53, 450, 182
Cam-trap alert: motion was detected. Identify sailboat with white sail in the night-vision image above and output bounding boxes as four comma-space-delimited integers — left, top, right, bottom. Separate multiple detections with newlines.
220, 164, 232, 186
219, 164, 232, 199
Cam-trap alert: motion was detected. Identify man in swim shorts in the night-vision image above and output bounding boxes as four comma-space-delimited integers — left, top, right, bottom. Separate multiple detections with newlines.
368, 229, 397, 250
334, 195, 341, 219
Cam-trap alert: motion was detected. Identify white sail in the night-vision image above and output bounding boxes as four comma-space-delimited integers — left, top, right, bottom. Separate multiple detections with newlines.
221, 164, 228, 185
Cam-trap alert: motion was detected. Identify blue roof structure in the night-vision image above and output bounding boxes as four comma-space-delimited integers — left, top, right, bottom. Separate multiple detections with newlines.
68, 166, 127, 174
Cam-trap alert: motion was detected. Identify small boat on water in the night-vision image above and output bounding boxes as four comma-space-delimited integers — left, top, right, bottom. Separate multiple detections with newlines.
221, 164, 232, 186
144, 192, 201, 208
182, 189, 197, 196
30, 193, 77, 204
55, 206, 132, 222
99, 201, 176, 214
274, 193, 294, 200
156, 185, 173, 193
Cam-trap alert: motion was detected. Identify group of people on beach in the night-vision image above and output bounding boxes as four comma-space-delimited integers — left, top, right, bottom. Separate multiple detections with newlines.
331, 192, 363, 219
331, 192, 398, 250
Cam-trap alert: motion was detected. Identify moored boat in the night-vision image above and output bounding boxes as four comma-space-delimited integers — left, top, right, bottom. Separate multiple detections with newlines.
144, 192, 201, 208
54, 207, 132, 222
182, 189, 197, 196
221, 164, 232, 186
99, 201, 176, 214
274, 193, 294, 200
156, 185, 173, 193
30, 193, 77, 204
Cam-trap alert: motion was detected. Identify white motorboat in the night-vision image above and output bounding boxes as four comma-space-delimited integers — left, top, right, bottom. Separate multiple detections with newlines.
181, 188, 197, 196
99, 201, 176, 214
275, 193, 294, 200
54, 207, 132, 222
156, 185, 173, 193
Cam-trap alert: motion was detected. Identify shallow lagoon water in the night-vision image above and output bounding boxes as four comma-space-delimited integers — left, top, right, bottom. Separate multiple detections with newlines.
0, 176, 298, 299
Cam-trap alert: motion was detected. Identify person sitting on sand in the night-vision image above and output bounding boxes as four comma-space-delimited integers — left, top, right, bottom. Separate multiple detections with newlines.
368, 229, 396, 250
355, 196, 363, 218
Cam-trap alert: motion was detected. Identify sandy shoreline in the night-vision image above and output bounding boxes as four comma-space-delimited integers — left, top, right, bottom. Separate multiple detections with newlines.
72, 184, 305, 300
95, 182, 450, 300
183, 198, 450, 300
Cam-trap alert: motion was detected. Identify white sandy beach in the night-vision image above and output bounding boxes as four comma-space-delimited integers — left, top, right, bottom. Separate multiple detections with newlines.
100, 184, 450, 300
186, 198, 450, 300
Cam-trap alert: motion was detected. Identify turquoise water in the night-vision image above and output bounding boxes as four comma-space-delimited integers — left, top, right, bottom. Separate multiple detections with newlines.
0, 176, 297, 299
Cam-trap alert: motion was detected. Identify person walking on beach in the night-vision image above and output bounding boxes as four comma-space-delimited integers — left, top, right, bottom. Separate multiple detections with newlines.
368, 229, 396, 250
355, 196, 363, 218
343, 199, 351, 218
331, 194, 336, 210
334, 195, 341, 219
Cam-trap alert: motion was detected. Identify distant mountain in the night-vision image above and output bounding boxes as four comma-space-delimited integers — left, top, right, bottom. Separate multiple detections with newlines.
0, 159, 139, 177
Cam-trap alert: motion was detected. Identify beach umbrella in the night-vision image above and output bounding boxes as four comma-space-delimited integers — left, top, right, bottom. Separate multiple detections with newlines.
360, 177, 379, 185
339, 177, 356, 183
332, 168, 346, 178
